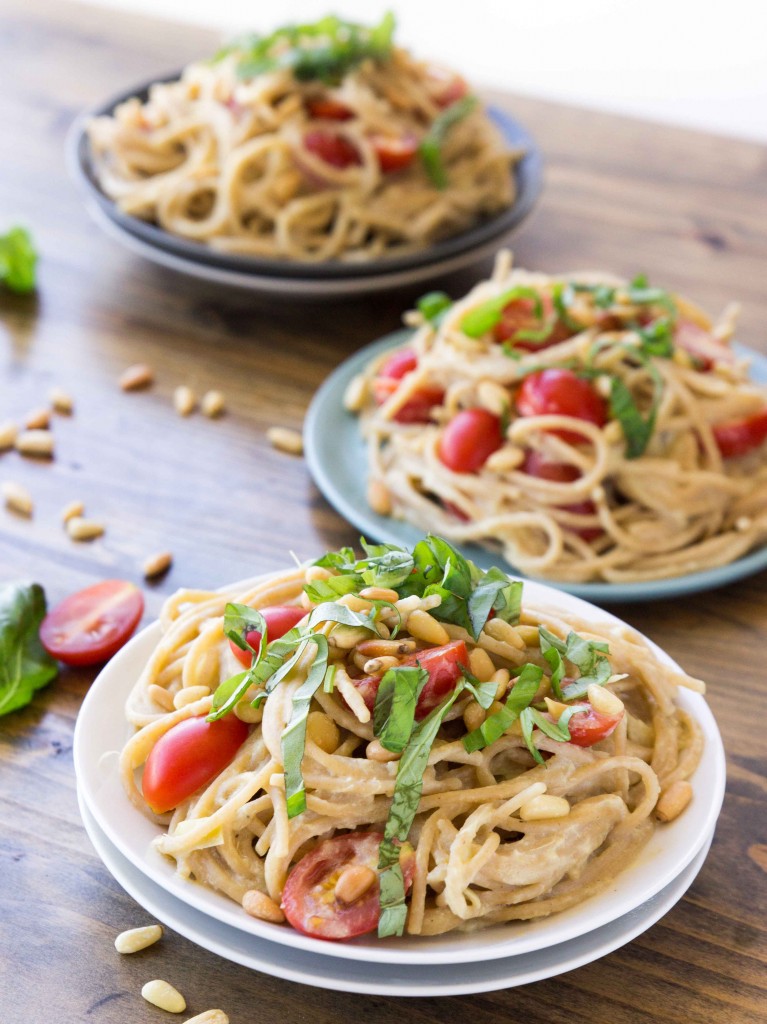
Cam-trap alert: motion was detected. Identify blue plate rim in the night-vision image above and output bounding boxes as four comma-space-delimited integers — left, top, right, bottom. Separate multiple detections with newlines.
69, 71, 543, 282
304, 329, 767, 603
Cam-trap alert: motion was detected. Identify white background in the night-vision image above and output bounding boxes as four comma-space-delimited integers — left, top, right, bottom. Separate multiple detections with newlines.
90, 0, 767, 142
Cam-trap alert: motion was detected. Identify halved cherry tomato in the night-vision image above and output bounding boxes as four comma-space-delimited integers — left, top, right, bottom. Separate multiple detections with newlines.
228, 605, 306, 668
493, 294, 571, 351
371, 134, 418, 172
141, 714, 249, 813
712, 408, 767, 458
565, 705, 623, 747
442, 499, 470, 522
281, 832, 415, 940
438, 408, 504, 473
425, 66, 469, 108
516, 369, 607, 444
39, 579, 144, 667
304, 130, 361, 168
353, 639, 469, 718
305, 96, 354, 121
522, 451, 602, 541
674, 319, 734, 371
373, 350, 444, 424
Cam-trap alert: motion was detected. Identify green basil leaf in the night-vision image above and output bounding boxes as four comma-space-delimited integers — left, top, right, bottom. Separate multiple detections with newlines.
373, 664, 428, 753
223, 603, 266, 654
638, 317, 675, 358
462, 663, 542, 753
609, 375, 656, 459
417, 290, 452, 324
461, 285, 542, 339
467, 568, 522, 640
551, 281, 583, 331
0, 227, 37, 294
419, 95, 477, 189
377, 861, 408, 938
560, 657, 612, 700
358, 540, 414, 588
303, 575, 361, 604
0, 582, 58, 717
307, 601, 378, 631
519, 706, 545, 764
282, 635, 329, 817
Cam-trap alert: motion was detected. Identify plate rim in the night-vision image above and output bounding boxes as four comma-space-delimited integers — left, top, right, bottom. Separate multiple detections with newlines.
303, 329, 767, 602
78, 790, 714, 996
73, 571, 726, 966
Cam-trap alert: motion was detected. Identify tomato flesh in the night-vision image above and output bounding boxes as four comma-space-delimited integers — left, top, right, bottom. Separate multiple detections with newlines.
142, 715, 250, 813
281, 832, 415, 940
373, 377, 444, 424
371, 134, 418, 172
229, 605, 306, 668
712, 408, 767, 459
674, 319, 733, 370
353, 639, 469, 718
305, 96, 354, 121
438, 408, 504, 473
304, 130, 361, 168
39, 579, 144, 667
516, 369, 607, 444
378, 348, 418, 381
493, 295, 571, 351
565, 706, 623, 747
522, 451, 602, 541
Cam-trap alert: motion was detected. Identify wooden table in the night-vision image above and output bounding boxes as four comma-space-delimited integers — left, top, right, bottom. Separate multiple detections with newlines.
2, 1, 766, 1020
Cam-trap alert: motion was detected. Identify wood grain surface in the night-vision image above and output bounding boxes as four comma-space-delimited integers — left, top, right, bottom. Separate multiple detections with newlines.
1, 1, 766, 1021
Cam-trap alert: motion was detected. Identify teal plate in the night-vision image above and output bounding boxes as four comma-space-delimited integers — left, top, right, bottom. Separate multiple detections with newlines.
304, 331, 767, 603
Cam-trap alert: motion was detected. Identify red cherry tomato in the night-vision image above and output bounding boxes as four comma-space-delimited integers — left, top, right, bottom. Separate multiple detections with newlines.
522, 451, 602, 541
373, 376, 445, 424
712, 408, 767, 459
426, 66, 469, 108
442, 500, 470, 522
565, 705, 623, 747
493, 295, 571, 351
304, 130, 361, 169
142, 715, 250, 813
39, 579, 144, 667
371, 134, 418, 172
354, 639, 469, 718
516, 369, 607, 444
378, 348, 419, 381
305, 96, 354, 121
282, 832, 416, 940
228, 605, 306, 668
674, 319, 734, 371
438, 408, 504, 473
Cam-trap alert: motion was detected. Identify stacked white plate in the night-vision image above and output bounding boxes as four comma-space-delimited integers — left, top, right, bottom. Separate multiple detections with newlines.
73, 579, 725, 997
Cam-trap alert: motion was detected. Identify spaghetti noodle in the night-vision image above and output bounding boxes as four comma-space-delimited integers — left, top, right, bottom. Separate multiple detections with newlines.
351, 252, 767, 582
120, 536, 704, 940
87, 14, 518, 263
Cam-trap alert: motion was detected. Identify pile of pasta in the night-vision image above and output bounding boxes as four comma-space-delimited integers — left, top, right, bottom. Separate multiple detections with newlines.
120, 540, 704, 940
352, 253, 767, 582
87, 15, 517, 262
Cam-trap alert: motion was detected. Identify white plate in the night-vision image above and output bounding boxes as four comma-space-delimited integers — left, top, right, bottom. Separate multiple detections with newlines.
79, 791, 714, 996
73, 572, 725, 967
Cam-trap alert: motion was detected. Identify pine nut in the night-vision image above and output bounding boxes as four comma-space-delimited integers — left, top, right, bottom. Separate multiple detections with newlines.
49, 386, 74, 414
338, 593, 373, 612
15, 429, 54, 458
242, 889, 285, 923
120, 363, 154, 391
468, 647, 495, 682
182, 1012, 229, 1024
359, 586, 400, 602
307, 711, 340, 753
357, 638, 416, 658
234, 698, 264, 724
486, 446, 525, 472
462, 701, 485, 732
2, 480, 33, 516
604, 420, 624, 444
66, 516, 105, 541
173, 686, 210, 709
491, 667, 511, 700
328, 625, 372, 649
519, 794, 570, 820
267, 426, 303, 455
656, 780, 693, 822
587, 683, 624, 716
143, 550, 173, 579
0, 421, 17, 450
141, 980, 186, 1014
406, 609, 450, 646
114, 924, 163, 954
201, 390, 225, 418
61, 500, 85, 523
362, 655, 400, 675
174, 385, 196, 417
367, 478, 391, 516
147, 684, 175, 711
544, 696, 569, 719
483, 618, 525, 649
304, 565, 332, 583
516, 625, 540, 646
24, 407, 51, 430
335, 865, 377, 904
477, 380, 511, 417
343, 373, 368, 412
366, 738, 400, 762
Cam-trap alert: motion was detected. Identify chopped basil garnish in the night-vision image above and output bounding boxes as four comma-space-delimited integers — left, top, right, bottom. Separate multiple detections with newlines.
282, 634, 329, 817
461, 285, 542, 340
0, 582, 57, 717
373, 664, 429, 753
519, 703, 589, 763
419, 95, 477, 189
462, 662, 542, 753
0, 226, 37, 295
417, 290, 452, 324
537, 626, 611, 700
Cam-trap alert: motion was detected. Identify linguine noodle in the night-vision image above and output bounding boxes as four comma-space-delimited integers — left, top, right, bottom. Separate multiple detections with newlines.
120, 546, 704, 940
353, 252, 767, 582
